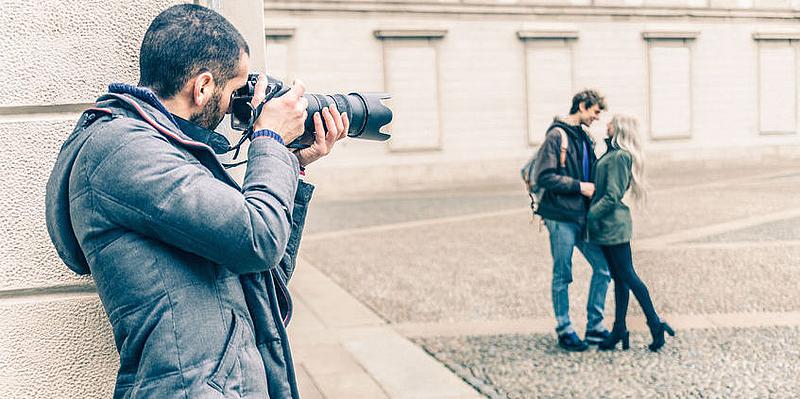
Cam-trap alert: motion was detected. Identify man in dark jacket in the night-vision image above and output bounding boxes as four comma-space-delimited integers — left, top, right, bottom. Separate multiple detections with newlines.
44, 5, 348, 398
533, 90, 612, 352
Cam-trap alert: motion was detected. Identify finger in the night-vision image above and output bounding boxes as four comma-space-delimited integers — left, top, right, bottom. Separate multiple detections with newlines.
312, 111, 324, 138
286, 79, 306, 99
314, 112, 326, 146
339, 112, 350, 140
330, 105, 344, 134
322, 107, 337, 141
251, 74, 267, 107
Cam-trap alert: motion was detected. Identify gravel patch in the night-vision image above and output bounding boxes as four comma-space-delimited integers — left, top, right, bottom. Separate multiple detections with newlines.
302, 211, 800, 323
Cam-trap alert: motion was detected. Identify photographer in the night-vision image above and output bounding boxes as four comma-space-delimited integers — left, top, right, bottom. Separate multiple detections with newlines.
44, 4, 345, 398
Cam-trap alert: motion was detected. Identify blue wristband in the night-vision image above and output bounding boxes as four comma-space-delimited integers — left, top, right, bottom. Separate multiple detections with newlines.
252, 129, 285, 146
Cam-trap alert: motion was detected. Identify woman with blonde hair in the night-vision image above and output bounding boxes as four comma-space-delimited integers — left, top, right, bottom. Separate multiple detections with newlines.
588, 114, 675, 352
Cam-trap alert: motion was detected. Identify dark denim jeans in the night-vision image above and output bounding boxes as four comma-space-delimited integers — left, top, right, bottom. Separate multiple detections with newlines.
544, 219, 611, 335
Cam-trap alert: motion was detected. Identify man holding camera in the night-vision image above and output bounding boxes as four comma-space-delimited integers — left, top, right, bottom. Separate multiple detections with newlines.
534, 90, 612, 352
45, 5, 344, 398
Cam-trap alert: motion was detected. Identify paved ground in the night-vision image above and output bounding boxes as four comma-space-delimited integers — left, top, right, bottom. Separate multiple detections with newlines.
418, 326, 800, 398
294, 159, 800, 398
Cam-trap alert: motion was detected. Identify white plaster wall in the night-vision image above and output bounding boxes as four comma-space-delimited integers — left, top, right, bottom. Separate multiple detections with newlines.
0, 296, 117, 398
0, 120, 92, 291
0, 1, 185, 106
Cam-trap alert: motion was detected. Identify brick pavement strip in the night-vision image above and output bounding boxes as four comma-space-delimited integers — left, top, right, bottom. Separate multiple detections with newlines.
389, 314, 775, 338
669, 240, 800, 250
636, 208, 800, 250
392, 311, 800, 338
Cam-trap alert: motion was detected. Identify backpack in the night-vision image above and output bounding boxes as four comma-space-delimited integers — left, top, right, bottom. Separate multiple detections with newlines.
520, 127, 569, 216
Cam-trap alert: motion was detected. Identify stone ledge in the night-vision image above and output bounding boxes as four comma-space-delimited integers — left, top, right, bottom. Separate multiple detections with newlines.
265, 27, 296, 38
642, 30, 701, 39
374, 29, 448, 39
753, 31, 800, 40
517, 29, 579, 40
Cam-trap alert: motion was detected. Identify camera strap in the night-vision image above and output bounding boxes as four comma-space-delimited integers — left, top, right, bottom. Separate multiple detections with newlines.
224, 79, 286, 169
224, 99, 270, 168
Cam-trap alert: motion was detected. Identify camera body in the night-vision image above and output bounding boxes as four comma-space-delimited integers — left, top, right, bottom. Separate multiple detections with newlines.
230, 74, 392, 149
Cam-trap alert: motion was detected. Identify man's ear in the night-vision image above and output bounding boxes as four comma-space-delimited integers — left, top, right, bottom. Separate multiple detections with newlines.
192, 72, 216, 107
578, 102, 587, 113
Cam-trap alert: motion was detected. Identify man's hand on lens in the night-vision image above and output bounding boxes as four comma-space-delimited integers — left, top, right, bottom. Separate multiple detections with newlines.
294, 104, 349, 167
252, 75, 308, 144
580, 182, 595, 198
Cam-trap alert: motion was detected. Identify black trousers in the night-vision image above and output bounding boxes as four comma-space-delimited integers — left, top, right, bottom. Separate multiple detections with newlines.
600, 242, 659, 330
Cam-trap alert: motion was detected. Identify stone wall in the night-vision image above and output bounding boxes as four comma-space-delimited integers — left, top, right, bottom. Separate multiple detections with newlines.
0, 2, 197, 397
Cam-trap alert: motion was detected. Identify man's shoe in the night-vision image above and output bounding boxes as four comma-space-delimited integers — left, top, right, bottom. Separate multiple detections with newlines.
558, 332, 589, 352
584, 329, 611, 346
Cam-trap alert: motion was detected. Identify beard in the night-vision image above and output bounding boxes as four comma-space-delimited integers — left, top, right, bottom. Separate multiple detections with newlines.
188, 90, 225, 130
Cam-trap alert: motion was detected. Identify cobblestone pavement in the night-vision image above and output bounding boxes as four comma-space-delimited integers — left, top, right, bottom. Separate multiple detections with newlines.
299, 160, 800, 398
416, 327, 800, 399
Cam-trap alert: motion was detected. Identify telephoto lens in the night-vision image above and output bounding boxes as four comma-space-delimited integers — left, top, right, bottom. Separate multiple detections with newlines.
230, 74, 392, 149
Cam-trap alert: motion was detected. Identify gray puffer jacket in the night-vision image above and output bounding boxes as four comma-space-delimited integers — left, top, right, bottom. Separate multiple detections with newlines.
45, 86, 312, 398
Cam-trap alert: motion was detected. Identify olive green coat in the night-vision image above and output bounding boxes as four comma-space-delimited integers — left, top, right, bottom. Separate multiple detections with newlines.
587, 146, 633, 245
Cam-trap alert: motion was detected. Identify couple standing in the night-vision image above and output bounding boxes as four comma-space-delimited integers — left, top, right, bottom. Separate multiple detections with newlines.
532, 90, 675, 352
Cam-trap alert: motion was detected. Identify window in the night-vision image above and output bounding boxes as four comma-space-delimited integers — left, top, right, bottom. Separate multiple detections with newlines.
375, 30, 447, 152
518, 30, 578, 146
265, 28, 295, 81
643, 31, 699, 140
753, 33, 799, 135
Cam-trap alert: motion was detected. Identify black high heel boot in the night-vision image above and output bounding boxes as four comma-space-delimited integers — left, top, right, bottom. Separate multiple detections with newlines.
648, 321, 676, 352
599, 328, 630, 351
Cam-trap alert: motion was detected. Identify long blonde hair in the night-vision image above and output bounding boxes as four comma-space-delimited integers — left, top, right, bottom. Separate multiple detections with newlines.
609, 114, 647, 209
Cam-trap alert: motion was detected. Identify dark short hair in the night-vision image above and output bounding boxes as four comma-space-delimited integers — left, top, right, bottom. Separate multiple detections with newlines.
569, 89, 606, 114
138, 4, 250, 99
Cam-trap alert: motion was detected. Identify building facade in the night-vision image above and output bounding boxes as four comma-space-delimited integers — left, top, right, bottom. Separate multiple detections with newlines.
261, 0, 800, 192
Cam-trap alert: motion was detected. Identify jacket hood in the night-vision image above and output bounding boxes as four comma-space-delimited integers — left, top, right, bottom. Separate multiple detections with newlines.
45, 109, 102, 275
548, 117, 582, 137
103, 84, 234, 153
549, 117, 598, 147
45, 88, 232, 275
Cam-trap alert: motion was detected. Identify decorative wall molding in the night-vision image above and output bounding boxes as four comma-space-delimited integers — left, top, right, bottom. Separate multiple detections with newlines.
752, 32, 800, 40
642, 31, 700, 40
264, 1, 800, 21
374, 29, 448, 40
265, 27, 296, 39
517, 30, 579, 40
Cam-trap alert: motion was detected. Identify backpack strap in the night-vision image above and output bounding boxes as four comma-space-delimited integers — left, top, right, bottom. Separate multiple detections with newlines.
553, 127, 569, 168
